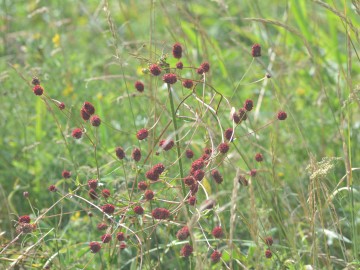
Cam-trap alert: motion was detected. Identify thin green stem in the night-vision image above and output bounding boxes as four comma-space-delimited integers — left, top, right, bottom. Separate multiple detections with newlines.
167, 84, 189, 214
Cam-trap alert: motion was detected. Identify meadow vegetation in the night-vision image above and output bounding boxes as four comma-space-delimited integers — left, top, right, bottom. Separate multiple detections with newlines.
0, 1, 359, 269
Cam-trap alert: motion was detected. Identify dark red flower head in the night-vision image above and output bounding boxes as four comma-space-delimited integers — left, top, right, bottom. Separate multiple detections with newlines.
180, 244, 193, 257
218, 142, 229, 154
101, 189, 111, 199
185, 149, 194, 159
16, 223, 37, 234
265, 236, 273, 246
151, 208, 170, 220
97, 222, 108, 230
172, 43, 183, 59
101, 234, 111, 243
58, 102, 65, 110
265, 249, 272, 258
244, 99, 254, 111
277, 111, 287, 120
71, 128, 83, 139
90, 115, 101, 127
250, 169, 257, 177
176, 61, 183, 69
193, 169, 205, 181
83, 102, 95, 115
33, 85, 44, 96
138, 181, 148, 190
224, 128, 234, 141
212, 226, 223, 238
136, 128, 149, 140
201, 153, 210, 162
251, 43, 261, 57
135, 81, 144, 92
238, 108, 248, 121
144, 189, 154, 200
88, 189, 98, 200
232, 112, 241, 124
182, 79, 193, 89
80, 108, 90, 121
89, 242, 101, 253
162, 73, 177, 84
31, 77, 40, 85
132, 148, 141, 162
88, 179, 98, 189
191, 159, 204, 170
211, 170, 223, 184
116, 232, 125, 241
62, 170, 71, 179
48, 185, 57, 192
159, 139, 175, 151
145, 169, 159, 181
153, 163, 165, 175
134, 205, 144, 215
176, 226, 190, 240
255, 153, 263, 162
197, 62, 210, 74
119, 242, 127, 250
188, 196, 196, 205
210, 250, 222, 263
18, 215, 31, 224
115, 147, 125, 160
101, 204, 115, 214
197, 67, 204, 74
190, 183, 199, 195
149, 64, 162, 76
184, 176, 195, 186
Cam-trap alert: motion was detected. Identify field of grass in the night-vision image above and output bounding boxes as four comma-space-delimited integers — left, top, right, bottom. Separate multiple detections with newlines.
0, 0, 359, 269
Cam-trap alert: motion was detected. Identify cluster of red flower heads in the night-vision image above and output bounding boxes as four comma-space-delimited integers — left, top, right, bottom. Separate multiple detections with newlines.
89, 227, 128, 253
28, 42, 285, 265
31, 77, 44, 96
151, 207, 170, 220
70, 101, 102, 140
145, 163, 165, 181
16, 215, 36, 234
80, 101, 101, 127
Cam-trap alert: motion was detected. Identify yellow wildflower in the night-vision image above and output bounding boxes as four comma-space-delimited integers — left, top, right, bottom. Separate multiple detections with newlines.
52, 34, 60, 48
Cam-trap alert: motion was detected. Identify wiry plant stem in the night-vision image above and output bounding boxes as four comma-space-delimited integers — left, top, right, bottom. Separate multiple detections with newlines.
167, 84, 188, 207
